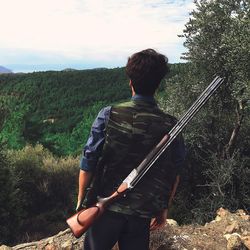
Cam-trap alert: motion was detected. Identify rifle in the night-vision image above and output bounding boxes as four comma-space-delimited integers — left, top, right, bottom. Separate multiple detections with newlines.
66, 76, 225, 238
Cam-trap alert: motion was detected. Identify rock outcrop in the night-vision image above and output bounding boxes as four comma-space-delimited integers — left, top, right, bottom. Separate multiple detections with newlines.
1, 208, 249, 250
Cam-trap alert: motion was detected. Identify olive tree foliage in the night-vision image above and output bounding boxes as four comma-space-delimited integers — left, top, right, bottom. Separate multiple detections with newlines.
182, 0, 250, 156
161, 0, 250, 223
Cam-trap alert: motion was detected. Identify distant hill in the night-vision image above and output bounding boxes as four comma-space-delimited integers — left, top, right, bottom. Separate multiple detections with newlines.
0, 66, 12, 74
62, 68, 78, 72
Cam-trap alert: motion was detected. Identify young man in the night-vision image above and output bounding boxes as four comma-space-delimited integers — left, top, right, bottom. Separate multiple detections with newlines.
77, 49, 186, 250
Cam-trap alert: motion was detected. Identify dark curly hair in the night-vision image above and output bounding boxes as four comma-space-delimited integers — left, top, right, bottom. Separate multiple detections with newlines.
126, 49, 169, 95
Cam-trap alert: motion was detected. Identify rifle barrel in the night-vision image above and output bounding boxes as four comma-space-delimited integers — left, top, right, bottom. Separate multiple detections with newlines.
129, 76, 224, 188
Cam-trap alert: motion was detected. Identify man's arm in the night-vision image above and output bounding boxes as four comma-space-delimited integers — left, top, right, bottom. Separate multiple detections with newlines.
150, 134, 185, 230
168, 175, 180, 208
150, 175, 180, 230
76, 170, 93, 211
76, 106, 111, 211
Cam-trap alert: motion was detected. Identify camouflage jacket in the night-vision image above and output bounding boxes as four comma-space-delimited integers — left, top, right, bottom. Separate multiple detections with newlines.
95, 98, 184, 218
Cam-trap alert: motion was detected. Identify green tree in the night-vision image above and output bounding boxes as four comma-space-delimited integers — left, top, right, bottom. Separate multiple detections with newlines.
163, 0, 250, 222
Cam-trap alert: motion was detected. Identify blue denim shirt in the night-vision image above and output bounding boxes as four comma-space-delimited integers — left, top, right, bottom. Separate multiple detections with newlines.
80, 95, 186, 172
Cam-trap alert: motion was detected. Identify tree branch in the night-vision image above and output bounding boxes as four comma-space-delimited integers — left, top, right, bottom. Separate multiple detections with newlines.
223, 100, 245, 158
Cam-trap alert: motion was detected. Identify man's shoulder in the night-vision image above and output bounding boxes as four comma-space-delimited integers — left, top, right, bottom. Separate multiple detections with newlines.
158, 108, 178, 124
97, 106, 112, 117
111, 101, 178, 123
112, 101, 135, 109
95, 106, 112, 126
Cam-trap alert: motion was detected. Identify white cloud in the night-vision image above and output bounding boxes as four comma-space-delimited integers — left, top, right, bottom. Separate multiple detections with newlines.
0, 0, 194, 68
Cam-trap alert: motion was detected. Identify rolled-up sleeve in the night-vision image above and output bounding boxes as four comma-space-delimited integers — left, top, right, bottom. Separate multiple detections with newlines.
80, 106, 111, 172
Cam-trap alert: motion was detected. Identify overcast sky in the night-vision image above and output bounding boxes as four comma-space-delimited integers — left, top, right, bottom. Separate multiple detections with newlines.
0, 0, 194, 72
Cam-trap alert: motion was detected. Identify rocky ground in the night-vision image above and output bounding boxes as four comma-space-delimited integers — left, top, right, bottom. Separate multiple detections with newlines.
1, 208, 249, 250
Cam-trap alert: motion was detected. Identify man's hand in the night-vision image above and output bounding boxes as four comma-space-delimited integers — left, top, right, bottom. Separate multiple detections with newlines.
76, 198, 83, 212
150, 209, 168, 231
76, 170, 93, 212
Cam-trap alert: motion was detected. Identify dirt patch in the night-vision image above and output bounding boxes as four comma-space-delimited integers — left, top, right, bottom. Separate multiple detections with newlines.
150, 208, 249, 250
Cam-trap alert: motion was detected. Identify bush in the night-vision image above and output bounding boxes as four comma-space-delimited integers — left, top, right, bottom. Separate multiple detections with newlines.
0, 145, 23, 244
5, 144, 79, 244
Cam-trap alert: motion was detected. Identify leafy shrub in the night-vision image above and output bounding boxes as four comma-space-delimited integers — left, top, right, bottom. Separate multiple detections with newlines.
5, 144, 79, 244
0, 145, 24, 244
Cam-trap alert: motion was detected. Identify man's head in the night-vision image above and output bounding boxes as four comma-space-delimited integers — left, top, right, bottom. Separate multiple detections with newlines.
126, 49, 169, 96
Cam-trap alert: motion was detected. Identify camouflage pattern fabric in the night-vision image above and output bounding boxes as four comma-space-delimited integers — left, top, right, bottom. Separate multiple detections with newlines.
96, 99, 181, 218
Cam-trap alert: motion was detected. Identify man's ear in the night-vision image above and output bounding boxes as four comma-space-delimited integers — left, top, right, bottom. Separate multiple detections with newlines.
129, 80, 136, 96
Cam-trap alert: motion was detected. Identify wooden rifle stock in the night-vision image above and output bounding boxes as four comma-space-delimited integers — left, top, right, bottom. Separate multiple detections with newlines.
66, 183, 128, 238
66, 76, 225, 238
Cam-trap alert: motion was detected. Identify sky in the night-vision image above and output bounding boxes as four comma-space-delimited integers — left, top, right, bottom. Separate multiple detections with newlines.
0, 0, 195, 73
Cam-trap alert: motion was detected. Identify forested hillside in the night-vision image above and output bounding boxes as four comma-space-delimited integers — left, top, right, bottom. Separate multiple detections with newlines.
0, 65, 183, 155
0, 68, 128, 155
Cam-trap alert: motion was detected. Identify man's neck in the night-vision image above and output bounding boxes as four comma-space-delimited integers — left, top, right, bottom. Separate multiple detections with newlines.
132, 93, 154, 98
131, 94, 156, 105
